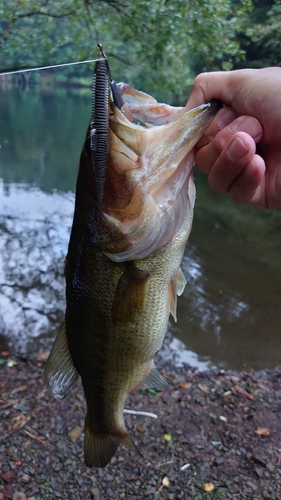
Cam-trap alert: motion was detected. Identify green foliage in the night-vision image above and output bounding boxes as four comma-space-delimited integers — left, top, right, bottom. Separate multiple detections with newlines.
246, 0, 281, 66
0, 0, 253, 102
235, 0, 281, 68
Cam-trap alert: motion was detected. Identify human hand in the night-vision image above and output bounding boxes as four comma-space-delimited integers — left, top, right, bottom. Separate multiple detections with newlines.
186, 67, 281, 209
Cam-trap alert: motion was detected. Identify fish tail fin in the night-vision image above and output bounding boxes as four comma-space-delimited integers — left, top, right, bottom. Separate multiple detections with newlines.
84, 423, 140, 468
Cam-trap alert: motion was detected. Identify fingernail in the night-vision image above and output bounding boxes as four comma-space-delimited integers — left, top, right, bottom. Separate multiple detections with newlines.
227, 136, 248, 162
237, 116, 262, 140
217, 107, 237, 130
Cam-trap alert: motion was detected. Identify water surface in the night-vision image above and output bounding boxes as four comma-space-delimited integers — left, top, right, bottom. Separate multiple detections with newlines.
1, 83, 281, 370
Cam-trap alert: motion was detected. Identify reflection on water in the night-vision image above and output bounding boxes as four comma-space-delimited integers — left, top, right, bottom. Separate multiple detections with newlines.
0, 180, 73, 351
0, 84, 281, 370
173, 186, 281, 370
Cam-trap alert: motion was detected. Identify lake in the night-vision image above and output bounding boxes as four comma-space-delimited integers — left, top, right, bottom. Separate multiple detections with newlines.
1, 78, 281, 370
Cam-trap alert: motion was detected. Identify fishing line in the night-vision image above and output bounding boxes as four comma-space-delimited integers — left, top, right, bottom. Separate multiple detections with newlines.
0, 58, 102, 76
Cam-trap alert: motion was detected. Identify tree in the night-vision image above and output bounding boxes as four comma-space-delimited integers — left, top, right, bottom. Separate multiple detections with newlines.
234, 0, 281, 69
0, 0, 252, 102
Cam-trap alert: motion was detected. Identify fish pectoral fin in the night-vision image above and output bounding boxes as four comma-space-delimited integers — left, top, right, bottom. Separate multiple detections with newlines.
44, 322, 79, 398
84, 425, 140, 468
111, 263, 150, 326
169, 267, 187, 322
141, 361, 169, 390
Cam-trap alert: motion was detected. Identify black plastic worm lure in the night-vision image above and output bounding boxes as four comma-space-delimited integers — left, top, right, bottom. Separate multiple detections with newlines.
90, 44, 123, 204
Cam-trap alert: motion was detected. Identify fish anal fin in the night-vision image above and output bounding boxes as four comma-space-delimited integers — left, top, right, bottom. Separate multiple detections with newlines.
141, 361, 169, 390
169, 267, 187, 322
111, 264, 149, 326
44, 322, 79, 399
84, 425, 140, 468
169, 278, 177, 322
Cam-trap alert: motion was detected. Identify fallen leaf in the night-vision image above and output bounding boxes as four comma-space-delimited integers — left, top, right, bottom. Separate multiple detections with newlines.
0, 351, 10, 357
198, 383, 209, 394
2, 470, 16, 483
231, 385, 254, 400
203, 482, 214, 492
148, 389, 158, 396
163, 434, 172, 442
222, 390, 232, 397
68, 426, 84, 443
162, 476, 169, 487
7, 360, 17, 367
37, 352, 48, 361
14, 404, 29, 412
179, 382, 191, 389
254, 426, 270, 437
11, 386, 27, 395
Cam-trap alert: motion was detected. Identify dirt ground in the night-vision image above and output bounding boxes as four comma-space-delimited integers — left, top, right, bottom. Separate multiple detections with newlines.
1, 352, 281, 500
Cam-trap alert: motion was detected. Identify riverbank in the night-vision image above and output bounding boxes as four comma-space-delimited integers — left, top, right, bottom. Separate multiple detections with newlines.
1, 352, 281, 499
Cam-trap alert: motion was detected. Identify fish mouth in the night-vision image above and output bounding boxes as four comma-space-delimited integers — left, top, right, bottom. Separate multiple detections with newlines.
96, 87, 220, 262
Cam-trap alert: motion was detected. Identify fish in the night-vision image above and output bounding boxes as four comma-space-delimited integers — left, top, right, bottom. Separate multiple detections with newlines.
44, 56, 221, 468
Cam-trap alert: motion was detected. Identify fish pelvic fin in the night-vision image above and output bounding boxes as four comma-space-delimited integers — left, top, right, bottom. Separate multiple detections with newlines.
84, 424, 140, 468
44, 322, 79, 398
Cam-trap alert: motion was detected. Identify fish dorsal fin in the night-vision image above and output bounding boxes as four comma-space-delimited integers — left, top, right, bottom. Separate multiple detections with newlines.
44, 322, 79, 398
169, 267, 187, 322
141, 361, 169, 390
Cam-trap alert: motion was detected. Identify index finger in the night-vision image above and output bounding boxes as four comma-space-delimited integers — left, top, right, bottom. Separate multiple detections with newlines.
186, 70, 245, 110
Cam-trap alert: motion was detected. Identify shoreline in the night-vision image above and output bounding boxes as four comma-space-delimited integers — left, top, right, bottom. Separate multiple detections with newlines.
1, 353, 281, 499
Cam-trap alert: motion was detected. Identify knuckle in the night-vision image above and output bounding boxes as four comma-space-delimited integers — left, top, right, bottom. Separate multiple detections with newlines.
191, 73, 210, 97
214, 126, 236, 151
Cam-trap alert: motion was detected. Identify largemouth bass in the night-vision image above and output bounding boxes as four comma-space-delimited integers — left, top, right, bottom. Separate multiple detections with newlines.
44, 58, 220, 468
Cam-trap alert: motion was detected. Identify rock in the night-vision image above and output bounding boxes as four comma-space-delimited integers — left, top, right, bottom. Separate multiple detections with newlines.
246, 480, 258, 491
214, 457, 224, 466
254, 466, 264, 478
13, 494, 27, 500
21, 474, 30, 483
266, 462, 275, 472
90, 487, 100, 499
